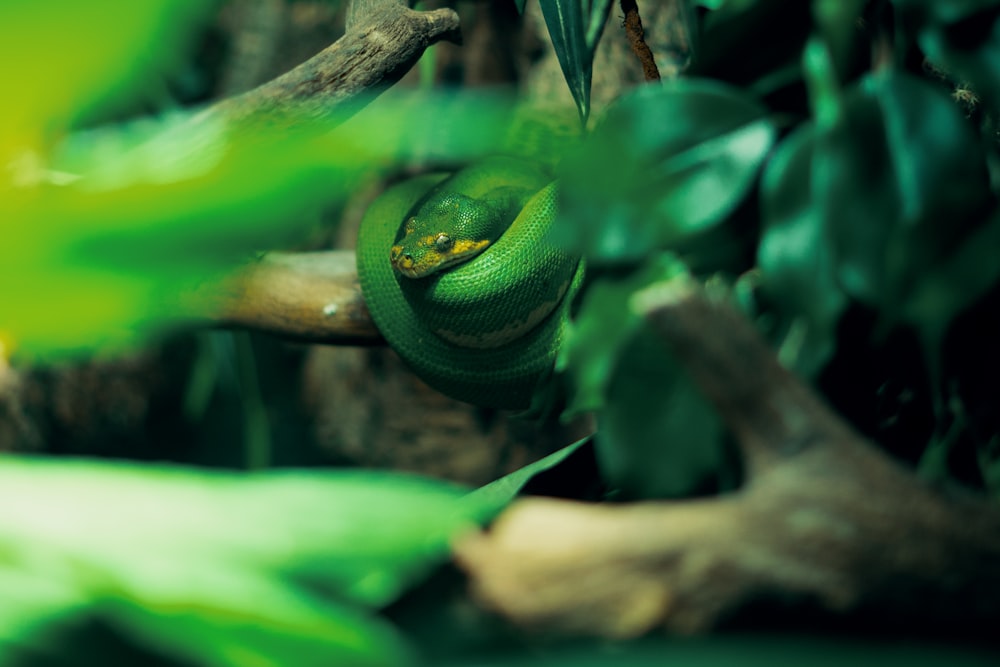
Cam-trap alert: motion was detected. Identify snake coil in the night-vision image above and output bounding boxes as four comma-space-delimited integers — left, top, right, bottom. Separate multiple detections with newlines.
356, 157, 583, 409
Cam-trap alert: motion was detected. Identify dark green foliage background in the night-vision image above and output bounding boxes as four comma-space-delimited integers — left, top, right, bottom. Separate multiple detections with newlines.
552, 0, 1000, 499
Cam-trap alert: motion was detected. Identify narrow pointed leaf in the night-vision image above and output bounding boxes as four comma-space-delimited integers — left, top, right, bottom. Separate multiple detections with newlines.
539, 0, 612, 123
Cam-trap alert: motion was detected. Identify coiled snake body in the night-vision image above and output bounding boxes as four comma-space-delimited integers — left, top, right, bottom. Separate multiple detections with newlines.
356, 157, 583, 409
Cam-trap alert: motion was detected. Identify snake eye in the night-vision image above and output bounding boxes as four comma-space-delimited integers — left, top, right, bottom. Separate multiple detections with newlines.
434, 233, 453, 252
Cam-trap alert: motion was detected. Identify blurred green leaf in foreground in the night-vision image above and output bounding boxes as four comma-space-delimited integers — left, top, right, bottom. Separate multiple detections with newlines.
0, 0, 216, 139
0, 457, 498, 667
0, 0, 512, 359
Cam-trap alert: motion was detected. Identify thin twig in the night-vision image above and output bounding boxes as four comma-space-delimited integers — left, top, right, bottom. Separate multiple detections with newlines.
620, 0, 661, 82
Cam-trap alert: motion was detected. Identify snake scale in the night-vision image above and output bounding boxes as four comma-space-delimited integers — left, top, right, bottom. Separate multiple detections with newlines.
356, 156, 584, 410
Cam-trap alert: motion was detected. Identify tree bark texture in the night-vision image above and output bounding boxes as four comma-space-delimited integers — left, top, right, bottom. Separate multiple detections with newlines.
207, 0, 460, 126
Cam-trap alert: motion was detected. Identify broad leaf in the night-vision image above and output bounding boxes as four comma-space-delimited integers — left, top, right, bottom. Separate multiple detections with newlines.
0, 0, 217, 141
557, 255, 690, 415
597, 324, 736, 499
556, 80, 775, 265
0, 459, 492, 665
759, 125, 847, 377
813, 69, 992, 323
559, 255, 737, 497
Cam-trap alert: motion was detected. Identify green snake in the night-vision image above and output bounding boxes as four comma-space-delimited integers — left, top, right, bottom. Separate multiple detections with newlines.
356, 156, 583, 410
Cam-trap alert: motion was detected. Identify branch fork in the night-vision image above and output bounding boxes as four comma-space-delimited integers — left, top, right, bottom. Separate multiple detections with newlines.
453, 286, 1000, 636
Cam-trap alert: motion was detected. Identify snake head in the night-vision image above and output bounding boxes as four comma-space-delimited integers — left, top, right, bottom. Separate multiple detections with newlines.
390, 193, 501, 279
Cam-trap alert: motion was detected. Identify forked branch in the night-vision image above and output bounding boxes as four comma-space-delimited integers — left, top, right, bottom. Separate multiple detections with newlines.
206, 0, 460, 126
453, 284, 1000, 637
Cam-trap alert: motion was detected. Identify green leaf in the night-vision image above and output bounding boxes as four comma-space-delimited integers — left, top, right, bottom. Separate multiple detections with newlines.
814, 69, 992, 319
0, 566, 90, 654
558, 256, 690, 415
538, 0, 612, 124
0, 0, 218, 139
812, 0, 870, 81
597, 324, 736, 499
875, 72, 990, 237
0, 459, 489, 666
900, 209, 1000, 351
105, 579, 409, 667
814, 95, 897, 305
559, 257, 738, 498
802, 36, 843, 129
758, 125, 847, 377
466, 436, 592, 513
555, 80, 776, 265
3, 121, 351, 355
894, 0, 1000, 23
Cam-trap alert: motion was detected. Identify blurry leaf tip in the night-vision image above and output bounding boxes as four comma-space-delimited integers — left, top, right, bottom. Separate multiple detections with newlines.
630, 277, 697, 316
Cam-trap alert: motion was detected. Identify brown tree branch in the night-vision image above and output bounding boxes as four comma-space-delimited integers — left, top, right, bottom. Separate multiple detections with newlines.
202, 251, 382, 346
205, 0, 461, 127
454, 284, 1000, 638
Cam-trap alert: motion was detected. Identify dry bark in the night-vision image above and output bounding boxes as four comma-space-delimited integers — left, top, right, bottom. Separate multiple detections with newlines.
206, 250, 381, 346
206, 0, 460, 126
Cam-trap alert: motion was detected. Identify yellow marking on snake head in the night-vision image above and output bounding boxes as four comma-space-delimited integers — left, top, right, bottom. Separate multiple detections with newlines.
390, 234, 490, 279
